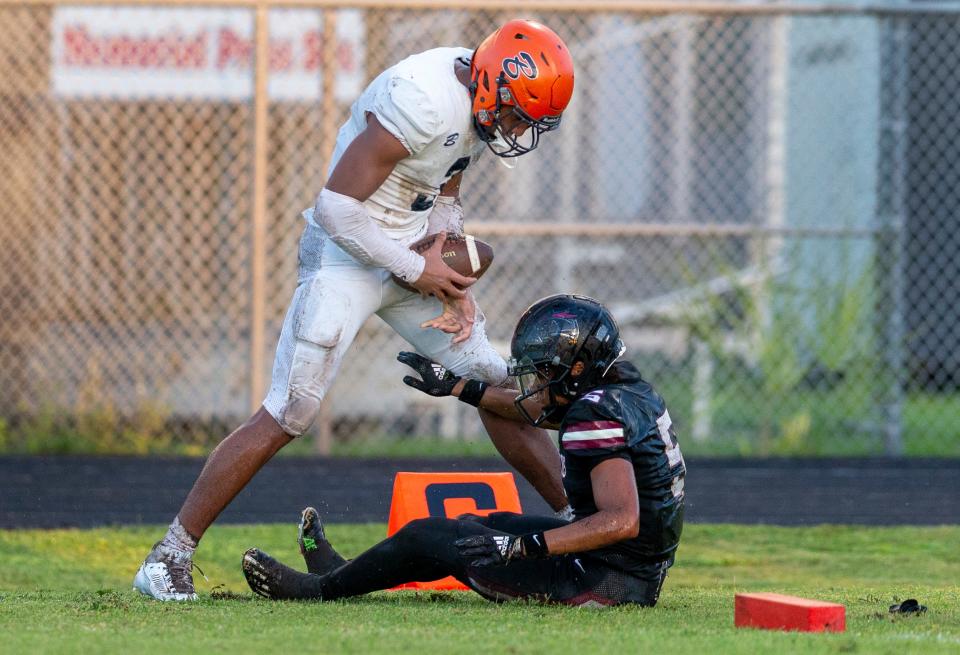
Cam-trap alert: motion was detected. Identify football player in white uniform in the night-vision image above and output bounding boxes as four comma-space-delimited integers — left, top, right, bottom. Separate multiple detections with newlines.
135, 19, 575, 601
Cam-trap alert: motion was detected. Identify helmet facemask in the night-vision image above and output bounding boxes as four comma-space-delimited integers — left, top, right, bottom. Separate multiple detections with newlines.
508, 312, 589, 426
474, 78, 562, 158
509, 355, 573, 427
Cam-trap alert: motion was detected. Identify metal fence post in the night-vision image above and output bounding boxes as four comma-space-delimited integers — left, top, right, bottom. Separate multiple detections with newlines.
250, 3, 270, 414
876, 13, 907, 455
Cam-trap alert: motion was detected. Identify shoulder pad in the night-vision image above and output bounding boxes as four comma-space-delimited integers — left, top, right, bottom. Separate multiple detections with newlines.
371, 76, 441, 154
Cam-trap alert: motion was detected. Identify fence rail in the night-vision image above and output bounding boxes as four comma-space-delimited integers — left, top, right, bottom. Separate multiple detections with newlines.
3, 0, 960, 14
470, 223, 885, 238
1, 0, 958, 456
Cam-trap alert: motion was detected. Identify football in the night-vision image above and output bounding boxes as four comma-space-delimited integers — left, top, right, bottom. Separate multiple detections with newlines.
392, 232, 494, 292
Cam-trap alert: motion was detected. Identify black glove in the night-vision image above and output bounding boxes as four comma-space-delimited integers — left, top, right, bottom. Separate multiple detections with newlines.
397, 351, 460, 397
454, 532, 548, 567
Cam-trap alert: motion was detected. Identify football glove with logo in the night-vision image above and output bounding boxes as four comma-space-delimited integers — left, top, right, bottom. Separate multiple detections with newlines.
398, 351, 461, 397
397, 351, 489, 406
454, 531, 549, 567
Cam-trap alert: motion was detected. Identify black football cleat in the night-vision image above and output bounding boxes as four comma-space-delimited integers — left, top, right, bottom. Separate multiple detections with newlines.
889, 598, 927, 615
298, 507, 348, 575
242, 548, 315, 600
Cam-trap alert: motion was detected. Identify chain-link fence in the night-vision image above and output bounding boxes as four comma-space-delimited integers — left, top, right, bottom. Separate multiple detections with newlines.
0, 1, 957, 456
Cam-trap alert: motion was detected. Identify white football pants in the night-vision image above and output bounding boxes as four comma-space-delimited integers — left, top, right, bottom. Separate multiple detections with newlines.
263, 222, 508, 436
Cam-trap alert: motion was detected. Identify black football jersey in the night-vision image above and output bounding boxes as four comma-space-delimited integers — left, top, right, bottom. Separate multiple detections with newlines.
558, 361, 686, 574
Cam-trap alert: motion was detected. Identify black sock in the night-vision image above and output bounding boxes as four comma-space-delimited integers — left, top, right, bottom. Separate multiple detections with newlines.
317, 518, 463, 600
303, 539, 348, 576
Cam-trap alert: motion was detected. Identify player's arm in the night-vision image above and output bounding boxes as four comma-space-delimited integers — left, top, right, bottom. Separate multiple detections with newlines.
454, 379, 561, 429
539, 457, 638, 552
318, 115, 474, 300
455, 456, 639, 565
396, 352, 560, 426
325, 114, 411, 200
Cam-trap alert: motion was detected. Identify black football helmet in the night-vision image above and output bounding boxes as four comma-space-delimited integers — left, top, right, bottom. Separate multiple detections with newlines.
509, 294, 626, 426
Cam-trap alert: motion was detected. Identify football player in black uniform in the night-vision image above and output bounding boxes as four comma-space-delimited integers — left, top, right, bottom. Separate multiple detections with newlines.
242, 295, 685, 607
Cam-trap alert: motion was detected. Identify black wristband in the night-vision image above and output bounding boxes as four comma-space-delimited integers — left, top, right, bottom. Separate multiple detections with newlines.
519, 532, 549, 558
458, 379, 489, 407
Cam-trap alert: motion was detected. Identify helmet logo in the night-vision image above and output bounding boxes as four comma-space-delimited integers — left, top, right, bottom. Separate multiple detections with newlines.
502, 52, 538, 80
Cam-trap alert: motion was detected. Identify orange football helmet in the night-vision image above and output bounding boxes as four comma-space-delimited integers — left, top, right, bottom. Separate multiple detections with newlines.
470, 19, 575, 157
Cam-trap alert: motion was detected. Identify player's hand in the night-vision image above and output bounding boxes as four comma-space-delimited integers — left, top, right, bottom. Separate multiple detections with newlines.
397, 351, 461, 397
454, 534, 524, 567
421, 291, 477, 344
410, 233, 476, 301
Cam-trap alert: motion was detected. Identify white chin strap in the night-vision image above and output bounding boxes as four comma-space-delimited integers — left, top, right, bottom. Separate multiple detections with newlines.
490, 135, 518, 169
489, 128, 535, 168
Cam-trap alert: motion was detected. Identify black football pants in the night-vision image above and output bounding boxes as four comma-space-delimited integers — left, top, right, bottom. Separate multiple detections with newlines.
299, 512, 670, 607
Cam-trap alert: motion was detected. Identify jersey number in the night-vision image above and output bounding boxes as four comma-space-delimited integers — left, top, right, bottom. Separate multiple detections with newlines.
656, 410, 684, 469
444, 156, 471, 180
409, 157, 471, 211
410, 193, 435, 211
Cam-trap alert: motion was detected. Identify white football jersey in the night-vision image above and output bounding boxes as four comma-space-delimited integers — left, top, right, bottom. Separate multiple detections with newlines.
303, 47, 486, 239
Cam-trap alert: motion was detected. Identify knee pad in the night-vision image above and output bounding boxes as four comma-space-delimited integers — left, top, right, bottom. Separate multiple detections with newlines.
272, 278, 352, 437
277, 339, 339, 437
278, 386, 323, 437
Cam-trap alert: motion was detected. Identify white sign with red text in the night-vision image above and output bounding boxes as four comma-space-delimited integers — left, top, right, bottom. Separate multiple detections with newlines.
51, 7, 365, 101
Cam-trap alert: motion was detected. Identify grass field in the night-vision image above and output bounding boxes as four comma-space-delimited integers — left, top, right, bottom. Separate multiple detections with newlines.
1, 523, 958, 654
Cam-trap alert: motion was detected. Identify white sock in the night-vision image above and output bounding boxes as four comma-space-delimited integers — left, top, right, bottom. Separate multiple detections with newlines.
157, 516, 199, 561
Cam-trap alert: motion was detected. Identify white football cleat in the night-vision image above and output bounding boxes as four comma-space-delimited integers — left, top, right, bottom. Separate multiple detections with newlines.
133, 542, 198, 601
